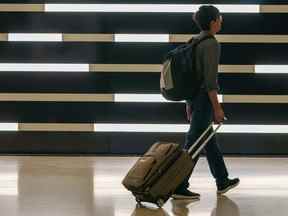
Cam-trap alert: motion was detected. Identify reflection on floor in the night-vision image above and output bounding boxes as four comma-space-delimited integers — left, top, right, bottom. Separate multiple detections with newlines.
0, 156, 287, 215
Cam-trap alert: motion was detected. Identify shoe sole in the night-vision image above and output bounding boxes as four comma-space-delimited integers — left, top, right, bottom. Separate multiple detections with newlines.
171, 194, 200, 200
217, 181, 240, 195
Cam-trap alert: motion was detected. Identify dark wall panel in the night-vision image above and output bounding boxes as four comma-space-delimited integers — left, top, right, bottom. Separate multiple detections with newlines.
0, 72, 113, 93
0, 102, 287, 125
0, 132, 109, 154
218, 73, 288, 95
0, 132, 286, 155
0, 73, 288, 94
217, 133, 286, 155
1, 42, 288, 64
0, 13, 287, 34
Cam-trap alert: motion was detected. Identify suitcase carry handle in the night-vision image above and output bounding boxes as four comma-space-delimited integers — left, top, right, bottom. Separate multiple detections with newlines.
188, 118, 226, 160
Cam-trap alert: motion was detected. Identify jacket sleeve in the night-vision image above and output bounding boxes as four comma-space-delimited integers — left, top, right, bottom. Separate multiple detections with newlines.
200, 39, 220, 91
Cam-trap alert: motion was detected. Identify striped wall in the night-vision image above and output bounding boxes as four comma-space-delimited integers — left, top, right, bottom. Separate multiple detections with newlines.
0, 1, 288, 155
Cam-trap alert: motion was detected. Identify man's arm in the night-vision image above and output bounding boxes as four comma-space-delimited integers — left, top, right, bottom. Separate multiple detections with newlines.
201, 39, 225, 123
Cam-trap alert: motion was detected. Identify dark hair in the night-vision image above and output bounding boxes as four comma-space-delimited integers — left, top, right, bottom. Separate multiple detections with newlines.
193, 5, 220, 31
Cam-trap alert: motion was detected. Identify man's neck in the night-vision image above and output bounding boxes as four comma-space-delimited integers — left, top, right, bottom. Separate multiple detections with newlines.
200, 30, 216, 37
207, 30, 216, 36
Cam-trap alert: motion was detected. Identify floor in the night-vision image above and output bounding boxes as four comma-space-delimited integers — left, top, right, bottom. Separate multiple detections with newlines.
0, 156, 287, 216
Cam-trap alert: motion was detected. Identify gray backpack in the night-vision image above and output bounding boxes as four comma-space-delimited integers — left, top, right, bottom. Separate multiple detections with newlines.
160, 35, 214, 101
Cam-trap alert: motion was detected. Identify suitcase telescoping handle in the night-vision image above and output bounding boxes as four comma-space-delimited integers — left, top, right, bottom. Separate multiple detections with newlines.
188, 119, 225, 160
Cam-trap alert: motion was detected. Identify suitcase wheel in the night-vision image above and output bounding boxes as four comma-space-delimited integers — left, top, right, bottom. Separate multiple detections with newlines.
156, 199, 165, 208
136, 198, 142, 206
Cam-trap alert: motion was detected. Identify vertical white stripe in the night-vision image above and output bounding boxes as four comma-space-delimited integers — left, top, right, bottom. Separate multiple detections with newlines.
0, 64, 89, 72
8, 33, 62, 42
94, 124, 288, 133
214, 125, 288, 134
94, 124, 189, 132
0, 123, 18, 131
115, 34, 169, 42
114, 94, 175, 103
255, 65, 288, 74
114, 94, 223, 103
45, 4, 259, 13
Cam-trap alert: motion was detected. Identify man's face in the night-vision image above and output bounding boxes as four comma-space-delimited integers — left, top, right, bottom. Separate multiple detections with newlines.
211, 15, 223, 33
217, 15, 223, 31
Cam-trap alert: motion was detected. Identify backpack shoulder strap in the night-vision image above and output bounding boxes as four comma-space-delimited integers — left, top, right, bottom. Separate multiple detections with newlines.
188, 35, 215, 46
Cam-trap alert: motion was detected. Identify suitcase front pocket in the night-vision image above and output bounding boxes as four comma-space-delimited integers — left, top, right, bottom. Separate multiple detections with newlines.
131, 156, 155, 180
123, 156, 157, 189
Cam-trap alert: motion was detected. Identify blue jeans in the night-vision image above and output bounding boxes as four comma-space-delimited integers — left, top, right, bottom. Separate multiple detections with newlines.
177, 89, 228, 190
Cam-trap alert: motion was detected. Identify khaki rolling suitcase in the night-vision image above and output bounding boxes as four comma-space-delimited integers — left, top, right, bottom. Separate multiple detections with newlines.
122, 122, 223, 207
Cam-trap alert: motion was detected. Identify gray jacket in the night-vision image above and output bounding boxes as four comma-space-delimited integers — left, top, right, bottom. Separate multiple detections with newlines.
195, 31, 220, 92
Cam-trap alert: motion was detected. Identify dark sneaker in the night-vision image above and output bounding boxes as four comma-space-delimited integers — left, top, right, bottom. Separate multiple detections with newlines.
172, 188, 200, 200
217, 178, 240, 195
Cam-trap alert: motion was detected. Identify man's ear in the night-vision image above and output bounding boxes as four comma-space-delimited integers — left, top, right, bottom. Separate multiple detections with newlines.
209, 20, 215, 29
210, 19, 218, 29
211, 19, 216, 25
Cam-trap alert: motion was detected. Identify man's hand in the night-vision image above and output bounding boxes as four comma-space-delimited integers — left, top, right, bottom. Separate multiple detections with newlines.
214, 106, 225, 124
208, 90, 225, 124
